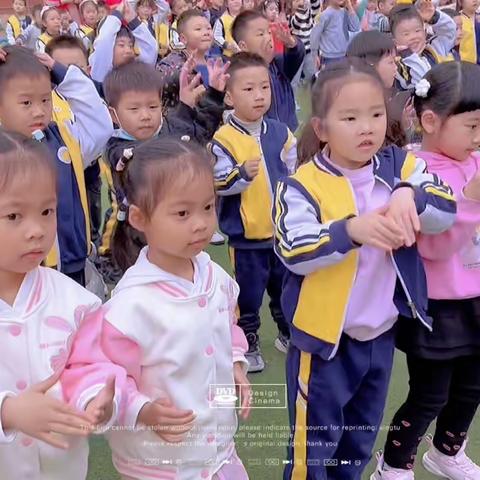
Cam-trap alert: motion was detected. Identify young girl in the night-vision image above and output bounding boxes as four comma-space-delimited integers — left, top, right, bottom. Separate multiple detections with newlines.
63, 137, 252, 480
456, 0, 480, 64
0, 129, 115, 480
6, 0, 31, 45
213, 0, 242, 57
373, 61, 480, 480
36, 6, 61, 53
273, 58, 457, 480
76, 0, 99, 52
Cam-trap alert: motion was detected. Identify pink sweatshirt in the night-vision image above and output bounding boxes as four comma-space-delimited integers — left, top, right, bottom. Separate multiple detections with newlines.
416, 151, 480, 300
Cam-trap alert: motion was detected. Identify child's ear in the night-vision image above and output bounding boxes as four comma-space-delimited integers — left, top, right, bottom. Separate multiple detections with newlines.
238, 39, 248, 51
419, 109, 438, 134
224, 89, 234, 108
128, 204, 147, 232
109, 106, 119, 125
311, 116, 327, 143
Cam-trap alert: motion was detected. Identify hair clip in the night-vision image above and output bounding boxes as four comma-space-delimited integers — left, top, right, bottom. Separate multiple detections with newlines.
116, 148, 134, 172
415, 79, 431, 98
180, 135, 191, 142
116, 198, 129, 222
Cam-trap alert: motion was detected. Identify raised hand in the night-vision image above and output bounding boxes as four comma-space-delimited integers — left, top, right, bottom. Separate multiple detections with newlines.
137, 397, 196, 443
179, 54, 206, 108
346, 206, 405, 252
207, 57, 230, 92
417, 0, 435, 23
0, 373, 94, 449
34, 52, 56, 70
85, 375, 116, 427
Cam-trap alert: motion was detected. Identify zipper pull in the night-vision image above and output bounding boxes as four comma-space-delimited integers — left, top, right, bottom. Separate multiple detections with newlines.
408, 301, 417, 319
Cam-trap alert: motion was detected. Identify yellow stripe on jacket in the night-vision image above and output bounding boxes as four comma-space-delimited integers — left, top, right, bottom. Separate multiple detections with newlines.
156, 22, 169, 56
284, 162, 359, 345
38, 32, 53, 48
214, 124, 274, 240
460, 13, 477, 63
8, 15, 22, 38
220, 13, 235, 57
44, 92, 91, 268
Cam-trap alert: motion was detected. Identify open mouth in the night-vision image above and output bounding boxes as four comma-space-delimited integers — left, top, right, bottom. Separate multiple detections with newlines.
358, 140, 374, 149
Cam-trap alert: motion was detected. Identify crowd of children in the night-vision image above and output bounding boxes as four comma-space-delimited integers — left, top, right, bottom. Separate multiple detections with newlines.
0, 0, 479, 478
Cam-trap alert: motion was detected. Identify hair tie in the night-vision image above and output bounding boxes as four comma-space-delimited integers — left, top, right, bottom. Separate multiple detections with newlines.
116, 148, 134, 172
415, 79, 431, 98
117, 198, 129, 222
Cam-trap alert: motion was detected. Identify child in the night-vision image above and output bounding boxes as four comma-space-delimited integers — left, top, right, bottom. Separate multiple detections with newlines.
60, 10, 78, 36
6, 0, 32, 45
373, 61, 480, 480
214, 0, 243, 57
372, 0, 395, 32
76, 0, 99, 52
97, 0, 109, 21
361, 0, 377, 31
157, 9, 214, 112
15, 4, 42, 50
390, 2, 456, 89
274, 58, 457, 479
209, 0, 225, 27
289, 0, 322, 87
232, 10, 305, 132
457, 0, 480, 63
0, 129, 116, 480
36, 6, 62, 53
99, 60, 227, 272
89, 0, 158, 82
263, 0, 284, 55
310, 0, 361, 66
0, 46, 113, 285
211, 52, 297, 372
443, 7, 464, 60
169, 0, 191, 50
346, 30, 398, 89
63, 137, 251, 479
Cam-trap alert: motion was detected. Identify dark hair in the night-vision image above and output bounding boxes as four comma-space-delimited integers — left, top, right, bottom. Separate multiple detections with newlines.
80, 0, 98, 13
226, 51, 268, 87
346, 30, 395, 65
45, 34, 88, 59
232, 9, 266, 42
415, 61, 480, 121
136, 0, 156, 8
32, 4, 43, 16
12, 0, 26, 5
0, 46, 49, 92
389, 4, 423, 36
104, 61, 163, 108
177, 8, 207, 34
298, 58, 386, 165
0, 128, 56, 192
442, 7, 460, 18
112, 137, 214, 270
116, 25, 135, 43
385, 90, 412, 147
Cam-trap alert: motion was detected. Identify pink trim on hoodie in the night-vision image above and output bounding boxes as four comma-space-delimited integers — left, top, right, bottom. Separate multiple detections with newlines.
416, 151, 480, 299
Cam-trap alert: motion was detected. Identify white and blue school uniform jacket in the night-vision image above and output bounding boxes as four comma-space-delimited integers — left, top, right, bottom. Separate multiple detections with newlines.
0, 267, 104, 480
396, 9, 456, 89
274, 146, 457, 360
41, 63, 113, 274
89, 11, 158, 83
210, 116, 297, 248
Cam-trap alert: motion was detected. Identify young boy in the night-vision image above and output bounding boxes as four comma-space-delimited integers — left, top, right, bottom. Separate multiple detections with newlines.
89, 0, 158, 82
210, 52, 297, 372
0, 46, 113, 285
390, 2, 456, 89
15, 4, 42, 50
372, 0, 395, 32
101, 60, 227, 271
157, 9, 214, 112
231, 9, 304, 132
310, 0, 360, 65
6, 0, 31, 45
443, 8, 464, 61
213, 0, 242, 57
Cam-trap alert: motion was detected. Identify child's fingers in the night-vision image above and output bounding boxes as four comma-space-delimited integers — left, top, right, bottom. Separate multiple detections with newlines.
48, 422, 90, 437
37, 432, 69, 450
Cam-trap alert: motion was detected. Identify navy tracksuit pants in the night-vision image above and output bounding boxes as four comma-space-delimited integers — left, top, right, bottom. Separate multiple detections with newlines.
284, 328, 396, 480
231, 247, 289, 346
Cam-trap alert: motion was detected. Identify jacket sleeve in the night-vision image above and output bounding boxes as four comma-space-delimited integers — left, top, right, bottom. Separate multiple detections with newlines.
397, 50, 430, 88
418, 191, 480, 260
310, 10, 330, 56
52, 63, 114, 167
62, 308, 150, 430
430, 9, 456, 57
280, 129, 297, 174
211, 142, 252, 195
154, 0, 170, 24
273, 178, 359, 276
6, 23, 15, 45
213, 18, 226, 48
228, 280, 248, 369
0, 392, 17, 443
129, 17, 158, 65
276, 39, 305, 82
347, 9, 361, 32
396, 153, 457, 234
89, 13, 122, 82
164, 87, 225, 144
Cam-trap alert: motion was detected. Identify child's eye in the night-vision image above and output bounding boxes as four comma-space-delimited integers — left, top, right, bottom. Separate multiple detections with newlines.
6, 213, 20, 221
42, 97, 51, 104
177, 210, 188, 217
21, 100, 31, 106
205, 203, 214, 211
243, 87, 253, 92
42, 208, 55, 216
373, 112, 385, 118
343, 117, 355, 122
